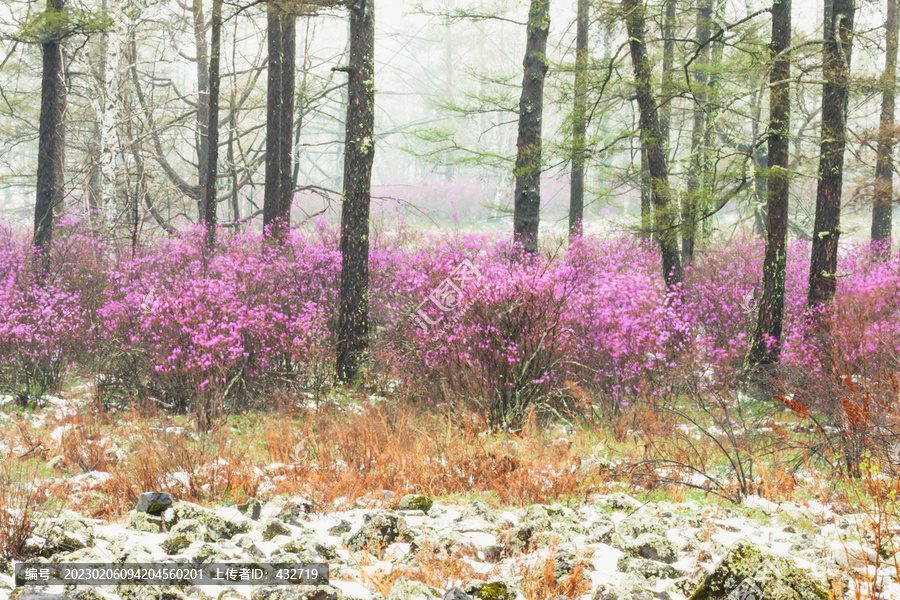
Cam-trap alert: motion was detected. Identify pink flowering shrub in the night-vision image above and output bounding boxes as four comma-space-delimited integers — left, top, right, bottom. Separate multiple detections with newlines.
0, 224, 93, 399
1, 217, 898, 423
99, 226, 337, 409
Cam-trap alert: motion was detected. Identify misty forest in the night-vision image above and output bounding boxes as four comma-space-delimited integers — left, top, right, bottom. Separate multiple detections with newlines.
0, 0, 900, 598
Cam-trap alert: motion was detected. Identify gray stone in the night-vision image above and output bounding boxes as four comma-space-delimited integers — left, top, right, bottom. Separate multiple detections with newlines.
618, 556, 687, 581
205, 511, 252, 541
398, 494, 434, 514
344, 512, 413, 556
27, 516, 94, 558
250, 585, 343, 600
443, 588, 471, 600
136, 492, 174, 515
161, 519, 203, 555
686, 541, 830, 600
386, 577, 443, 600
237, 498, 263, 520
263, 518, 293, 541
327, 519, 352, 535
626, 533, 679, 564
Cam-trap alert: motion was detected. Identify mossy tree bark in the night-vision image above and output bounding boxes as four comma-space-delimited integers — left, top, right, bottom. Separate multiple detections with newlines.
34, 0, 67, 266
749, 0, 791, 365
624, 0, 683, 288
872, 0, 897, 251
569, 0, 588, 239
512, 0, 550, 254
337, 0, 374, 383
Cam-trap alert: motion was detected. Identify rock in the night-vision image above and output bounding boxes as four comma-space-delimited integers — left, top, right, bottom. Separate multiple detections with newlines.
398, 494, 433, 514
626, 533, 679, 564
596, 492, 643, 512
278, 497, 315, 525
237, 498, 263, 521
461, 499, 494, 522
328, 520, 352, 535
344, 512, 413, 556
205, 509, 252, 541
263, 518, 293, 541
171, 501, 212, 525
27, 516, 94, 558
687, 540, 829, 600
250, 585, 343, 600
162, 519, 203, 554
618, 514, 666, 539
463, 580, 512, 600
136, 492, 174, 515
618, 556, 687, 581
387, 577, 443, 600
186, 542, 231, 564
129, 510, 163, 533
592, 581, 653, 600
443, 588, 472, 600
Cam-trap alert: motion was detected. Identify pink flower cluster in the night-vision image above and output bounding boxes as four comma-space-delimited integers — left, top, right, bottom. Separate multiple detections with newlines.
0, 220, 897, 415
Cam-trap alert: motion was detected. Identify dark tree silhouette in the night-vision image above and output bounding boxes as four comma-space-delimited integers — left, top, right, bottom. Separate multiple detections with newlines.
624, 0, 683, 288
569, 0, 588, 239
808, 0, 854, 308
872, 0, 897, 250
749, 0, 791, 365
512, 0, 550, 254
34, 0, 67, 264
337, 0, 375, 383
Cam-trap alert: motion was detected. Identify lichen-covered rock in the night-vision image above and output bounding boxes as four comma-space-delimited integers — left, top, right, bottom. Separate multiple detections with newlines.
618, 556, 687, 581
617, 513, 667, 540
596, 492, 643, 512
398, 494, 433, 514
687, 541, 830, 600
27, 515, 95, 558
237, 497, 263, 521
343, 512, 413, 556
128, 510, 163, 533
463, 580, 512, 600
327, 520, 352, 535
263, 518, 293, 541
625, 533, 679, 564
205, 509, 252, 541
118, 584, 186, 600
162, 519, 203, 554
186, 542, 231, 565
387, 577, 443, 600
592, 581, 654, 600
171, 501, 212, 525
277, 497, 315, 526
250, 585, 343, 600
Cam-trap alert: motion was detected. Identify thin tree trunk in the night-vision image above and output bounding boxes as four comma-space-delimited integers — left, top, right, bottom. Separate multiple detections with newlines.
624, 0, 683, 288
640, 144, 652, 240
683, 0, 712, 266
872, 0, 898, 250
203, 0, 221, 250
659, 0, 676, 149
337, 0, 375, 383
263, 6, 283, 238
808, 0, 854, 308
193, 0, 210, 222
749, 0, 791, 365
34, 0, 67, 264
569, 0, 588, 238
279, 13, 296, 237
512, 0, 550, 254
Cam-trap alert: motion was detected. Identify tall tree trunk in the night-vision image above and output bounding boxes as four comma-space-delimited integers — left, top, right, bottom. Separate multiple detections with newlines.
512, 0, 550, 254
659, 0, 676, 150
337, 0, 375, 384
569, 0, 588, 238
624, 0, 683, 288
749, 0, 791, 365
872, 0, 898, 250
193, 0, 210, 222
264, 6, 284, 238
640, 144, 652, 239
34, 0, 67, 264
203, 0, 221, 250
683, 0, 713, 266
279, 13, 296, 235
808, 0, 854, 308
